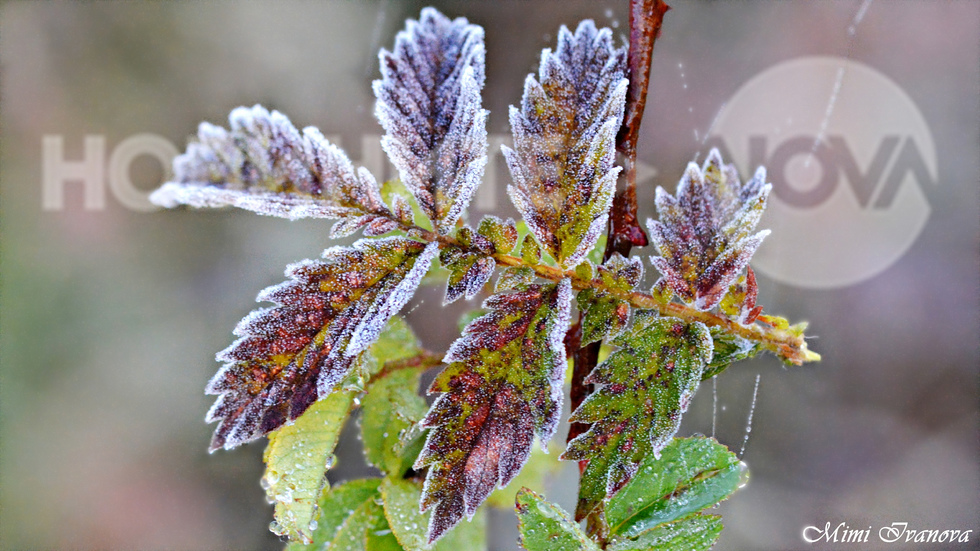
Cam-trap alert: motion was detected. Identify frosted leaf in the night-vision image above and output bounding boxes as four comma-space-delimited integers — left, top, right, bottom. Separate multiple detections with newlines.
647, 149, 772, 311
718, 266, 763, 325
150, 105, 392, 228
205, 237, 436, 451
441, 246, 496, 304
578, 254, 643, 345
414, 278, 572, 542
562, 312, 713, 520
503, 20, 627, 269
495, 267, 536, 293
374, 7, 488, 234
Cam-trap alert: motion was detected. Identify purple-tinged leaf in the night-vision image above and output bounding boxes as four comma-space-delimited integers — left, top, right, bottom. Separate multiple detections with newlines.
647, 149, 771, 310
205, 237, 437, 452
441, 246, 496, 304
374, 7, 488, 234
151, 105, 392, 228
415, 279, 572, 542
562, 312, 713, 520
503, 21, 628, 269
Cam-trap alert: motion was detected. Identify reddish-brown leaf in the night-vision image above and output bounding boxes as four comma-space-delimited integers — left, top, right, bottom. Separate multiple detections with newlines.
205, 237, 437, 451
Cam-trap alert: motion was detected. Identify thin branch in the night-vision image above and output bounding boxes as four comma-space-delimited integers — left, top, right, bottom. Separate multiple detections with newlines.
402, 223, 817, 366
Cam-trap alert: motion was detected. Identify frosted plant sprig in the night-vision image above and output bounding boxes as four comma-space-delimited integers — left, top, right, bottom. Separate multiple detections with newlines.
152, 5, 820, 548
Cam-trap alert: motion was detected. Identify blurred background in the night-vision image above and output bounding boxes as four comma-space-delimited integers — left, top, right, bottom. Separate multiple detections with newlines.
1, 1, 977, 549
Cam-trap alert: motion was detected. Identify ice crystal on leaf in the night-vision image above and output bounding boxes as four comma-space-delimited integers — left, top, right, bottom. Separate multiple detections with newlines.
205, 237, 436, 451
647, 148, 771, 311
374, 7, 489, 234
415, 279, 572, 542
150, 105, 393, 237
503, 21, 628, 270
563, 312, 713, 520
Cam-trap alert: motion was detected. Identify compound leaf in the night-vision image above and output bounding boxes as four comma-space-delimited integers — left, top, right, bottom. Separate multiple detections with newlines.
374, 7, 488, 234
606, 513, 722, 551
264, 389, 356, 543
503, 21, 627, 269
515, 489, 599, 551
647, 148, 771, 310
563, 312, 713, 519
205, 237, 437, 451
605, 436, 743, 538
150, 105, 392, 230
415, 279, 573, 542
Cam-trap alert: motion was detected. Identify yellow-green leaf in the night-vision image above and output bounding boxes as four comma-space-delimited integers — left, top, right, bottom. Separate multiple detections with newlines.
264, 390, 356, 543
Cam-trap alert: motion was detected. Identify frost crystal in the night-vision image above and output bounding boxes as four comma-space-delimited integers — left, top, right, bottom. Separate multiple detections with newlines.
374, 7, 488, 234
415, 279, 572, 542
502, 20, 627, 269
150, 105, 392, 230
647, 148, 772, 311
205, 237, 436, 451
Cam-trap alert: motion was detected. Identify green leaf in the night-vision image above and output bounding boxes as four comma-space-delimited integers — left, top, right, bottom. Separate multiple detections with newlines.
563, 313, 713, 519
515, 488, 599, 551
606, 513, 722, 551
606, 437, 743, 538
330, 497, 391, 550
440, 246, 495, 304
264, 390, 357, 543
381, 477, 487, 551
342, 315, 423, 391
496, 267, 536, 293
520, 234, 542, 265
287, 478, 382, 551
416, 279, 573, 541
361, 366, 429, 476
477, 215, 519, 254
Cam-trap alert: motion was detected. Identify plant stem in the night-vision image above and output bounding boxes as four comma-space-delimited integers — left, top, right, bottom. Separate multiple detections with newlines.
401, 223, 817, 366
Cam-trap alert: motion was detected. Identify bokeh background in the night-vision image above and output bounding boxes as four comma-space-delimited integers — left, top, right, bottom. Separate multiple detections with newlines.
2, 1, 977, 549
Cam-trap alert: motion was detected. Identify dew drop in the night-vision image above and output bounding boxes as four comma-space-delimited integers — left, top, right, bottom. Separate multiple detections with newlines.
737, 460, 750, 489
308, 519, 319, 532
